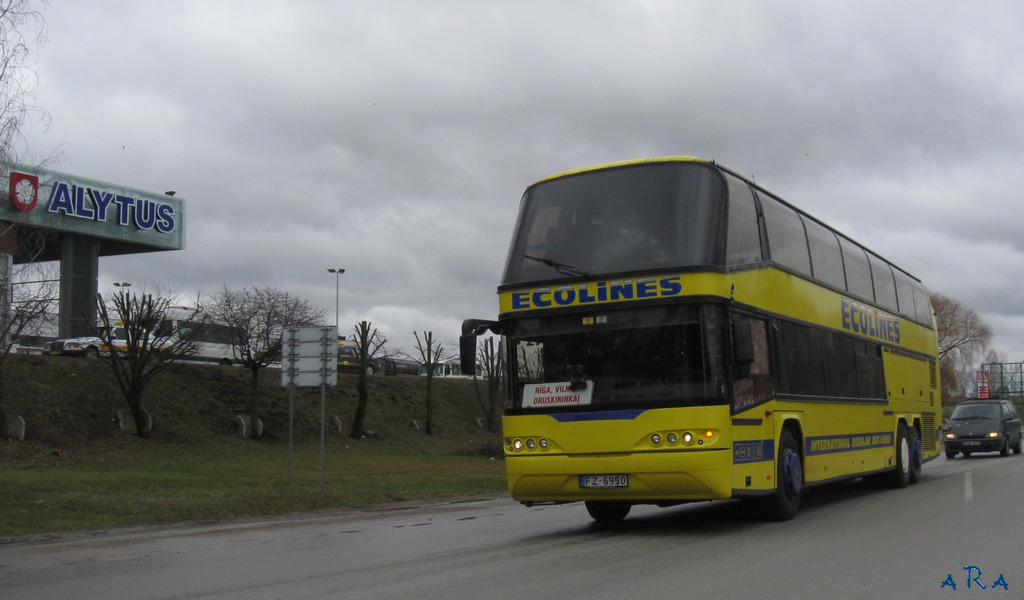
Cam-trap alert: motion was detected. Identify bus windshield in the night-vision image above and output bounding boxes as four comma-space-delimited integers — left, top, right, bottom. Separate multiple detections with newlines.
506, 304, 727, 412
502, 162, 726, 285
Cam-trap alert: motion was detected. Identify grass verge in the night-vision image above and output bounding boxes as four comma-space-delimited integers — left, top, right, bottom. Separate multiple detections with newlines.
1, 436, 508, 539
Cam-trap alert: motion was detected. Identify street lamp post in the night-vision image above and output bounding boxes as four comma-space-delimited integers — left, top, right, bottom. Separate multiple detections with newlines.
327, 268, 345, 332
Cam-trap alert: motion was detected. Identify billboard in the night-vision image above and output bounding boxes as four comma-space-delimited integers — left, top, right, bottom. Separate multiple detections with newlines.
3, 164, 185, 253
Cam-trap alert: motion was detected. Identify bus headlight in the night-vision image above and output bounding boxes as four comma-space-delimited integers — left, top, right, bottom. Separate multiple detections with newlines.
682, 432, 693, 444
667, 433, 678, 445
512, 439, 523, 450
538, 438, 549, 450
651, 433, 662, 446
526, 438, 536, 450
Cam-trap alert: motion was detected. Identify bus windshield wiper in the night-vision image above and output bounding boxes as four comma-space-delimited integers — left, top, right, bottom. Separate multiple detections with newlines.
522, 254, 591, 278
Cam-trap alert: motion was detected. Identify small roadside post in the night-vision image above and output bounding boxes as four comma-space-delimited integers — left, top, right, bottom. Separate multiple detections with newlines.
282, 326, 338, 489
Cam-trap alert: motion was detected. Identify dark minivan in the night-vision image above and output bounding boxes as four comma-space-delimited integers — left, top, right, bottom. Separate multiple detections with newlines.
943, 399, 1023, 458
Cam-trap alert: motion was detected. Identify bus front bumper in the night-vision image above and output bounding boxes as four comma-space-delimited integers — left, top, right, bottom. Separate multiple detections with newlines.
506, 449, 734, 503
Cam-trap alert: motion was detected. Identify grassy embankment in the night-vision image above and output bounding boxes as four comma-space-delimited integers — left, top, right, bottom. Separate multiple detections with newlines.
0, 354, 507, 539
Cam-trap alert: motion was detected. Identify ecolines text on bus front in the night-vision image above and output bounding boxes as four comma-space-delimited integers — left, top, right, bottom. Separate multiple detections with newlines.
508, 275, 684, 311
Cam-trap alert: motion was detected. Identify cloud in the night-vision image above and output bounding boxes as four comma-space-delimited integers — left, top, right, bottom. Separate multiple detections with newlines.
21, 0, 1024, 358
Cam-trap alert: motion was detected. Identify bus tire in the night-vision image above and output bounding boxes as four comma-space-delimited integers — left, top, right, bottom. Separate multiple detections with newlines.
886, 424, 911, 489
585, 500, 631, 523
908, 425, 922, 484
762, 428, 802, 521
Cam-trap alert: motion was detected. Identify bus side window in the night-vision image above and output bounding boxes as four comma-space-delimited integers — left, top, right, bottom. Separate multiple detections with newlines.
732, 317, 775, 413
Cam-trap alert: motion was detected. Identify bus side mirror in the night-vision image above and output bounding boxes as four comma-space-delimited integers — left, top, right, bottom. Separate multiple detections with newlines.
732, 320, 754, 378
460, 334, 477, 376
459, 319, 499, 377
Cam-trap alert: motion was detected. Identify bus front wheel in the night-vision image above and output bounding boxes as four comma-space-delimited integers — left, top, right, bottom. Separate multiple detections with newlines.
762, 428, 802, 521
585, 500, 631, 523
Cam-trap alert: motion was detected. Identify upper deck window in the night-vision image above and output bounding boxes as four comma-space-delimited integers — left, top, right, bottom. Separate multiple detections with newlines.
502, 162, 726, 285
839, 235, 874, 301
804, 217, 846, 290
761, 192, 812, 277
724, 174, 762, 267
868, 252, 898, 313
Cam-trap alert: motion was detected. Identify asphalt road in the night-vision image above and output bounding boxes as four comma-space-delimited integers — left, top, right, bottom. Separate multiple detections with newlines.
3, 453, 1022, 600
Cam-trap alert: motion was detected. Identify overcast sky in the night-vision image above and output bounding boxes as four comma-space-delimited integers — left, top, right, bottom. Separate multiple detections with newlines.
19, 0, 1024, 358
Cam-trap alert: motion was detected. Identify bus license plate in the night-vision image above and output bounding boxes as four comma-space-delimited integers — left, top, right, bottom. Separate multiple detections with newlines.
579, 474, 628, 489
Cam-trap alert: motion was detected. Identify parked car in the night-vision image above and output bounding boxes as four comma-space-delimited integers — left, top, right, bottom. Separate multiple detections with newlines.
43, 336, 103, 358
943, 399, 1023, 458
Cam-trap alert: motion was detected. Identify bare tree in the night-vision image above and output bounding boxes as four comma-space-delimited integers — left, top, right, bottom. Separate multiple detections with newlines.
206, 285, 324, 438
931, 292, 992, 401
0, 258, 56, 433
472, 335, 503, 433
94, 290, 201, 438
0, 1, 63, 436
0, 0, 52, 168
349, 320, 385, 438
413, 330, 444, 435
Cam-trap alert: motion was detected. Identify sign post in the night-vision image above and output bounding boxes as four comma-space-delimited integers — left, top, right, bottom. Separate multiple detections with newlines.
281, 326, 337, 489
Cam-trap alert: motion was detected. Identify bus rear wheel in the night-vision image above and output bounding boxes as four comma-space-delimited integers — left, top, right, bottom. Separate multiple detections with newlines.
585, 500, 631, 523
908, 425, 922, 483
885, 424, 911, 488
762, 428, 802, 521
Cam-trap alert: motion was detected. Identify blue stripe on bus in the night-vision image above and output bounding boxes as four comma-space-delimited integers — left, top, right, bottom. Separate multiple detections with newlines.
547, 409, 647, 422
805, 432, 893, 456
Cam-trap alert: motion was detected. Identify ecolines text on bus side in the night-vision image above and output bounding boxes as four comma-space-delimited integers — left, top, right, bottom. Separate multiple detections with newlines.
508, 275, 684, 311
840, 297, 900, 344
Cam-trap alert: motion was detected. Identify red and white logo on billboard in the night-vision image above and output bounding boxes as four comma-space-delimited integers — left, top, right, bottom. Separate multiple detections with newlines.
9, 172, 39, 212
977, 370, 990, 399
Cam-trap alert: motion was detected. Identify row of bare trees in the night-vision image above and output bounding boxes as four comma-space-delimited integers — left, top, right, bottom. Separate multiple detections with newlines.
88, 286, 325, 438
84, 285, 502, 441
342, 322, 500, 438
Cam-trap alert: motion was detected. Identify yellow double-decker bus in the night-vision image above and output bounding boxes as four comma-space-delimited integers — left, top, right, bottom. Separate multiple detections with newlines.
461, 157, 940, 522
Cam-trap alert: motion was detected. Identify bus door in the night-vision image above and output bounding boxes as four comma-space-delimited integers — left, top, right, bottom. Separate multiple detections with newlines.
729, 314, 778, 494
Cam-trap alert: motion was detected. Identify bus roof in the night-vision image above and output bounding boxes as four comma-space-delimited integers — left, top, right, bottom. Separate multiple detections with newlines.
529, 156, 708, 188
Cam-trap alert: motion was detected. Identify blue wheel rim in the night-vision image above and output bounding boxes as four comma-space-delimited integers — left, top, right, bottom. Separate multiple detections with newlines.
782, 448, 802, 498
